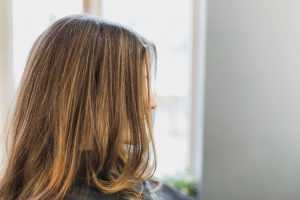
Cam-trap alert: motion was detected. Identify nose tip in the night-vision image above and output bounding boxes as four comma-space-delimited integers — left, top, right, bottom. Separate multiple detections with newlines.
150, 97, 158, 110
151, 104, 158, 110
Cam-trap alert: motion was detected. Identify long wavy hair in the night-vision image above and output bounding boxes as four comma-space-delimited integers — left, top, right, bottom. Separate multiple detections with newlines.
0, 15, 157, 199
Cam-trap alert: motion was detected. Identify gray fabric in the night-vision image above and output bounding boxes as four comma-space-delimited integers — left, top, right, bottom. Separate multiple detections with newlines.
65, 180, 196, 200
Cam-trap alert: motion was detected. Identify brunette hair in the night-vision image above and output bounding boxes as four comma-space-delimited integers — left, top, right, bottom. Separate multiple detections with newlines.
0, 15, 157, 199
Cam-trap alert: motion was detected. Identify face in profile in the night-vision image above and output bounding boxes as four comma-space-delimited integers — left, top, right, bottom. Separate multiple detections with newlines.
150, 94, 158, 110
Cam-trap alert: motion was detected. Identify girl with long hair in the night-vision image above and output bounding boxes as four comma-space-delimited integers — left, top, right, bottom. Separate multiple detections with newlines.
0, 15, 195, 200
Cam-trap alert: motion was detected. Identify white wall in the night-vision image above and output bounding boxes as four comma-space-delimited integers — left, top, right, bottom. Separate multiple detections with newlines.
203, 1, 300, 200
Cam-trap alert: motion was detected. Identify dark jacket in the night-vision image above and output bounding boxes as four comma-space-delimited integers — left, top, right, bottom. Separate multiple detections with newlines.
65, 179, 196, 200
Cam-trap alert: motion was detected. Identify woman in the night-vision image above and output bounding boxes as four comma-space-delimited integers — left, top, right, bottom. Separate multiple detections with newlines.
0, 15, 195, 200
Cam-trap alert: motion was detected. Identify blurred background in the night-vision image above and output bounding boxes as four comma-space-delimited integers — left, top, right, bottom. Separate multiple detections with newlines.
2, 0, 300, 200
0, 0, 203, 199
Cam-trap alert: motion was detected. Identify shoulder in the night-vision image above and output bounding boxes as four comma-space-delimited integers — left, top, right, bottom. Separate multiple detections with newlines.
64, 179, 196, 200
64, 184, 125, 200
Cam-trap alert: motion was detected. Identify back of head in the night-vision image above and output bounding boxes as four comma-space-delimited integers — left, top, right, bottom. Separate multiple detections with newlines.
0, 15, 157, 200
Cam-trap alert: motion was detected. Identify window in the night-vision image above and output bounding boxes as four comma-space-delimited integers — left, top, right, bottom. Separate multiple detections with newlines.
102, 0, 193, 177
12, 0, 83, 89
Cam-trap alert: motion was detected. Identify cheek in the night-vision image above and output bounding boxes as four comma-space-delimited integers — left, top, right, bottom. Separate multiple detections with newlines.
150, 94, 158, 110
